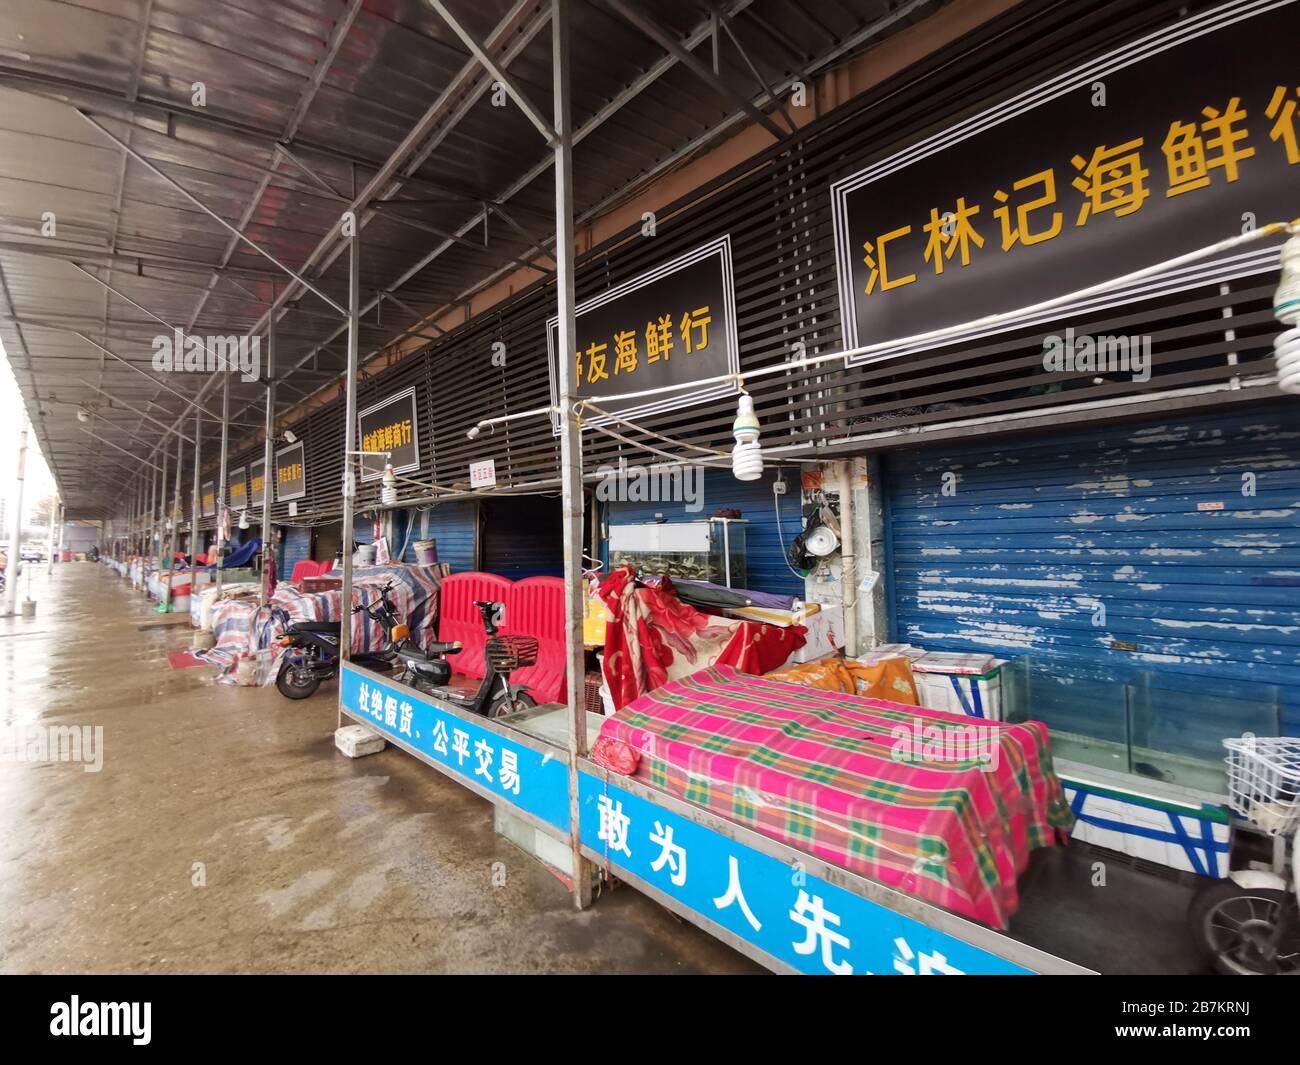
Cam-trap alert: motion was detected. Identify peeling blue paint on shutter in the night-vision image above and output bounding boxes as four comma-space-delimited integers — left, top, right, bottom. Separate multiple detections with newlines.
885, 408, 1300, 728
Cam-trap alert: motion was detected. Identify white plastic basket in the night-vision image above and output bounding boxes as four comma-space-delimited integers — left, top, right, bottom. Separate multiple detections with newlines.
1223, 736, 1300, 836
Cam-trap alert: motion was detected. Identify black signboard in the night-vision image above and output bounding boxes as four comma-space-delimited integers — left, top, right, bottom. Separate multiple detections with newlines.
201, 481, 216, 518
249, 460, 266, 507
831, 0, 1299, 364
547, 234, 739, 429
357, 386, 420, 481
275, 441, 306, 502
229, 466, 248, 510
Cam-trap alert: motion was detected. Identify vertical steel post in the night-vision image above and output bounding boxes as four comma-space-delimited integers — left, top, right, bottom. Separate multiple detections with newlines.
164, 431, 182, 611
157, 436, 168, 590
3, 420, 27, 616
215, 368, 230, 597
260, 322, 276, 606
552, 0, 594, 909
191, 407, 202, 583
339, 230, 361, 693
46, 497, 58, 575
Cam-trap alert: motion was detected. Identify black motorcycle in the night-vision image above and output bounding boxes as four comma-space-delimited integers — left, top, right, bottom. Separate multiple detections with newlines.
275, 584, 537, 721
392, 599, 539, 720
274, 580, 435, 699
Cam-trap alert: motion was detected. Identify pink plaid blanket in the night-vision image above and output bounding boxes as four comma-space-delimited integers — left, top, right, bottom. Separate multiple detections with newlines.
592, 665, 1073, 928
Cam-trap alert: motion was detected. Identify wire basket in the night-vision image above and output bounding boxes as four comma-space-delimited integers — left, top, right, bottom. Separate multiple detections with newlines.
485, 634, 539, 673
1223, 736, 1300, 836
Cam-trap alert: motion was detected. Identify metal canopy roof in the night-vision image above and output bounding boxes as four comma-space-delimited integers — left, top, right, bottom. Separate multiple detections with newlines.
0, 0, 936, 516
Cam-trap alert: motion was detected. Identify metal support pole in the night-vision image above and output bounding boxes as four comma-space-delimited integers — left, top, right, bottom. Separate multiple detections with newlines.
157, 436, 168, 582
552, 0, 594, 910
216, 369, 230, 597
191, 407, 202, 579
837, 460, 858, 658
46, 497, 58, 576
338, 229, 361, 700
164, 431, 182, 611
3, 420, 28, 616
260, 322, 276, 605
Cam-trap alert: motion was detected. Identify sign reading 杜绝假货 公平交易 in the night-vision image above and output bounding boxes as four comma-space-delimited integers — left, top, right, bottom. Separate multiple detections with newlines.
546, 235, 740, 432
340, 666, 570, 832
275, 441, 306, 502
830, 0, 1300, 367
358, 386, 420, 482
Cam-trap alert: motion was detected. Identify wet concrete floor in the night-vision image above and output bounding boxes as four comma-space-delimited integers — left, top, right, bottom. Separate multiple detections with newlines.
0, 563, 1206, 975
0, 563, 760, 974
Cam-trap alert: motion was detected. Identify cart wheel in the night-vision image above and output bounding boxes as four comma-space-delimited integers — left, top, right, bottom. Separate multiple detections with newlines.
487, 690, 536, 720
275, 659, 322, 700
1188, 879, 1300, 975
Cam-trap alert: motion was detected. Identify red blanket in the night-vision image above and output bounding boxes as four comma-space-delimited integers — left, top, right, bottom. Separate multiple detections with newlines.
598, 566, 804, 710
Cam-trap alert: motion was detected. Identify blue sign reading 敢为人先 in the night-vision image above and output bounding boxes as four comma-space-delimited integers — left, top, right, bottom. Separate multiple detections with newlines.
579, 772, 1037, 975
340, 665, 570, 831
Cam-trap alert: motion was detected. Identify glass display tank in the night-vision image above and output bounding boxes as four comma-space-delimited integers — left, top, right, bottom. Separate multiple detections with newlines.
1001, 655, 1284, 796
608, 518, 747, 587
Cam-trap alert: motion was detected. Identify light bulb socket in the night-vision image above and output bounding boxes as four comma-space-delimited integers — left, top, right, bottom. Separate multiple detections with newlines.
733, 393, 760, 438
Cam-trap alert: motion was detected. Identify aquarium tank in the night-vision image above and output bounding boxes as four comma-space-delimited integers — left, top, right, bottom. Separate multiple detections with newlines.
1001, 655, 1283, 796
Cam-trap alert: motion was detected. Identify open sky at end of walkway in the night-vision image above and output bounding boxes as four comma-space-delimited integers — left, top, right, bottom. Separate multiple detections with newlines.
0, 337, 56, 524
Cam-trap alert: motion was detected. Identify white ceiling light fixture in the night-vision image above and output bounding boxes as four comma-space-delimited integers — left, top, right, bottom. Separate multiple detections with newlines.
731, 390, 762, 481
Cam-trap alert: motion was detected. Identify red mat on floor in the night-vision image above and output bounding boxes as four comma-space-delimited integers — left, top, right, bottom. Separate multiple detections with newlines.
168, 650, 208, 670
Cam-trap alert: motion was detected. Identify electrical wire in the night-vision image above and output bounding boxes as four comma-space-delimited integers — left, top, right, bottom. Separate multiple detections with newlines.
772, 474, 810, 582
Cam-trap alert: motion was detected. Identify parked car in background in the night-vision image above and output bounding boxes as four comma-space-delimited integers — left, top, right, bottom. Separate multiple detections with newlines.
20, 545, 45, 562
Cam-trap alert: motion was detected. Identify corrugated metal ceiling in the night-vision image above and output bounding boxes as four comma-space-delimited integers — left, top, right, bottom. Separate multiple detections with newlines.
0, 0, 939, 515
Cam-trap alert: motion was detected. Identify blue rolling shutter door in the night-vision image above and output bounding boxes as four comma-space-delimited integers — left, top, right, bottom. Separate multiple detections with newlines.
885, 409, 1300, 727
281, 526, 311, 575
407, 502, 478, 573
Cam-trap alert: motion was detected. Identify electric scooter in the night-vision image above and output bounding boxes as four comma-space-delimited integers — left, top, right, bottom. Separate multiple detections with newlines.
392, 599, 538, 720
1188, 736, 1300, 974
274, 580, 414, 699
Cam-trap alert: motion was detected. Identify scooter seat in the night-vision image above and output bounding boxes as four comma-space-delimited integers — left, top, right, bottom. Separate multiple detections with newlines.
398, 645, 444, 667
289, 620, 340, 635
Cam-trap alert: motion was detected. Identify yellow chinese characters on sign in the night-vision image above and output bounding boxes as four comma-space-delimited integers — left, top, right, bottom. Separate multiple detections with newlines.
362, 418, 413, 456
856, 89, 1296, 299
573, 304, 713, 385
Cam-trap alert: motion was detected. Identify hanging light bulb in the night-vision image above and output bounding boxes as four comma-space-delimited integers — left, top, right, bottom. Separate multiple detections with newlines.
1275, 231, 1300, 394
731, 392, 763, 481
238, 509, 250, 530
381, 464, 398, 506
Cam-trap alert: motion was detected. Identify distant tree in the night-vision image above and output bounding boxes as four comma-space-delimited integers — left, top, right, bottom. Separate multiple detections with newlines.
30, 496, 56, 526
